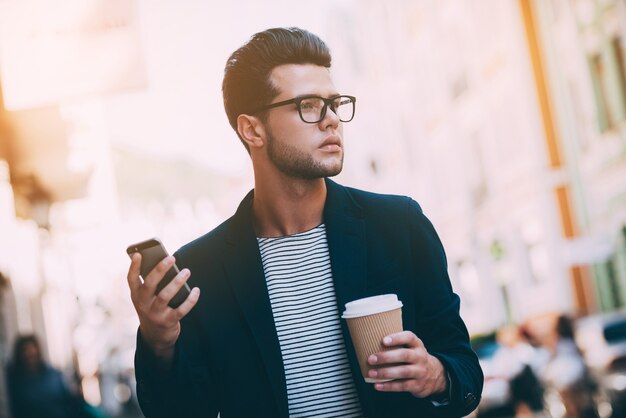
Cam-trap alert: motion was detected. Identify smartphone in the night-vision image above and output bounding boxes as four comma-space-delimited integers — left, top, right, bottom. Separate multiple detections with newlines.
126, 238, 191, 309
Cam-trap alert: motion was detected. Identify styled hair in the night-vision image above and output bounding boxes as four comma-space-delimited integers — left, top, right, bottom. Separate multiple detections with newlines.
222, 27, 332, 152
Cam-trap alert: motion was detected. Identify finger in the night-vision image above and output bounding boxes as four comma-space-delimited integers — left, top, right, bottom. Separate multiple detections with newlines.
374, 379, 423, 396
143, 256, 176, 293
173, 287, 201, 320
368, 347, 423, 366
153, 268, 191, 309
383, 331, 424, 349
126, 253, 142, 293
368, 364, 423, 381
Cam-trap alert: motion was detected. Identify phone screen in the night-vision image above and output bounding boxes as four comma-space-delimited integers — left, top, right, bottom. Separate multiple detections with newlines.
127, 238, 191, 308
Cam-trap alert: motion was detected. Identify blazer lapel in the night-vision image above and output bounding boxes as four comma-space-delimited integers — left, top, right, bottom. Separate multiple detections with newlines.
323, 178, 368, 308
221, 191, 289, 418
220, 181, 372, 418
324, 179, 380, 414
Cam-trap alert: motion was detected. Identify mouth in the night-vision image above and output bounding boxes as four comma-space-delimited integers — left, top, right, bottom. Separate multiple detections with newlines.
319, 135, 342, 153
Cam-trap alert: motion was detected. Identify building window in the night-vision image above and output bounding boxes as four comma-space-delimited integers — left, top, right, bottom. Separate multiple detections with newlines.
588, 36, 626, 133
589, 52, 615, 132
613, 36, 626, 116
606, 257, 623, 308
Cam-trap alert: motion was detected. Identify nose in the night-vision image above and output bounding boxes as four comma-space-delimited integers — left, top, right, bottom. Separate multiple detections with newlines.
320, 104, 340, 129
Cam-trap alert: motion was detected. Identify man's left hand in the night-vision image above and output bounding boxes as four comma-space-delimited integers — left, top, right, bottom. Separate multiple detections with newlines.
367, 331, 448, 398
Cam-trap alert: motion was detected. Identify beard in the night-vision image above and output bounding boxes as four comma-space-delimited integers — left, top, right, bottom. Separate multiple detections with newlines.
266, 131, 344, 179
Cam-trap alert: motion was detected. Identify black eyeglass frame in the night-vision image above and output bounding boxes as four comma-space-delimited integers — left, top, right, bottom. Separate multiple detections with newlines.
252, 94, 356, 124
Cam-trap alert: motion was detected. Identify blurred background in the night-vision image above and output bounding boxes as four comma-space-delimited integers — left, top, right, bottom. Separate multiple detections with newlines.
0, 0, 625, 417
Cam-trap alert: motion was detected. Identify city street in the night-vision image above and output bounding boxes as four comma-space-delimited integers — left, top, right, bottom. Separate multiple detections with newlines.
2, 0, 626, 417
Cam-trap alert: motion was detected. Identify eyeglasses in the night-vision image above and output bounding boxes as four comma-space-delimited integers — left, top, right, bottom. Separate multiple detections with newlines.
254, 94, 356, 124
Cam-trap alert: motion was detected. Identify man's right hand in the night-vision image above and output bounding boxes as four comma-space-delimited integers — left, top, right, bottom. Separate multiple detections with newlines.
127, 253, 200, 366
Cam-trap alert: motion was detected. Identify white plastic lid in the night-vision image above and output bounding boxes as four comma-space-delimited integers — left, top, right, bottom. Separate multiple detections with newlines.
341, 294, 403, 319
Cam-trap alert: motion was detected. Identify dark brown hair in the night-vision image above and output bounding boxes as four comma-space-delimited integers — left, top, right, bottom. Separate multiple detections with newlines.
222, 27, 332, 152
9, 334, 43, 375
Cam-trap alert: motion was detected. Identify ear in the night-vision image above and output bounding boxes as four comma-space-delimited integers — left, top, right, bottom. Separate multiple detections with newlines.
237, 114, 266, 149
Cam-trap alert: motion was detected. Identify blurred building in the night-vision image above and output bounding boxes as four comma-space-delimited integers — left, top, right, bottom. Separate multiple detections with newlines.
0, 3, 243, 416
0, 2, 148, 417
326, 0, 572, 333
532, 0, 626, 311
326, 0, 626, 334
1, 2, 626, 417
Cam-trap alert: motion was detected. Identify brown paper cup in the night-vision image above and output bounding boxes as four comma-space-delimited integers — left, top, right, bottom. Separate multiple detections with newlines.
342, 295, 403, 383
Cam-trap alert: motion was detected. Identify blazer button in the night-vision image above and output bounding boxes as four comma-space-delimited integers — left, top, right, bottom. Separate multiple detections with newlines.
464, 393, 476, 405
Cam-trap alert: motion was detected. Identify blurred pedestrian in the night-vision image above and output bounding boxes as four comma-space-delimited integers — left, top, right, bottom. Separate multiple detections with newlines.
542, 315, 597, 418
492, 325, 548, 417
6, 334, 83, 418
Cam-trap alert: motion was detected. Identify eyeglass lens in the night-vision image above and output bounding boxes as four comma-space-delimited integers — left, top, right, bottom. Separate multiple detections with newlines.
299, 96, 354, 123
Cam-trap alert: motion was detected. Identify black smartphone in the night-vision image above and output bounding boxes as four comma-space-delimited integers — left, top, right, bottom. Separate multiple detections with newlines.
126, 238, 191, 309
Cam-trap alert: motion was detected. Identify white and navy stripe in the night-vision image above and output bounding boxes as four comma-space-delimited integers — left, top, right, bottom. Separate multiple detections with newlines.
257, 224, 363, 418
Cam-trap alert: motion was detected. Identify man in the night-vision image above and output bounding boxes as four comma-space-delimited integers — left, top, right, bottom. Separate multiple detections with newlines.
128, 27, 483, 417
7, 335, 84, 418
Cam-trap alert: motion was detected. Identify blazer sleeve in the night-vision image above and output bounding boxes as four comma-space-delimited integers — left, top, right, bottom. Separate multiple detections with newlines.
134, 300, 219, 417
135, 330, 176, 418
407, 198, 483, 417
135, 329, 220, 418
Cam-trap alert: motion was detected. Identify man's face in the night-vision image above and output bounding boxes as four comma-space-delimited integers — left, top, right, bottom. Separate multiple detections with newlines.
262, 64, 344, 179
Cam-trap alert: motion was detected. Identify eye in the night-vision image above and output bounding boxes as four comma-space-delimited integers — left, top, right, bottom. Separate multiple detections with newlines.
299, 98, 323, 111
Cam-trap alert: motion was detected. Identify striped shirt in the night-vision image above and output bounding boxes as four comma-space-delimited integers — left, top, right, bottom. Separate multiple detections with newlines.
257, 224, 363, 418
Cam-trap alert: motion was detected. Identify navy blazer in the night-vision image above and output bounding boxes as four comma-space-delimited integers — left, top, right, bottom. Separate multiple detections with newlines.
135, 179, 483, 417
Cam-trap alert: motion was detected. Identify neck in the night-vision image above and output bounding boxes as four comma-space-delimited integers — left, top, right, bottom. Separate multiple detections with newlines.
252, 174, 327, 238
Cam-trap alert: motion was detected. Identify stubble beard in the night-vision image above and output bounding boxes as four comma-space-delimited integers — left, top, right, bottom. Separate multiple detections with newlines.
266, 131, 344, 180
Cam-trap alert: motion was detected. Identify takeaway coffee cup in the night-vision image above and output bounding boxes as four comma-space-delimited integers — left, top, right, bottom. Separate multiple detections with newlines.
342, 294, 403, 383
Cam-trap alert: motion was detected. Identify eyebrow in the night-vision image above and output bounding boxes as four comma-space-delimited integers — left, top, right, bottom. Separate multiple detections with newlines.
293, 93, 341, 100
